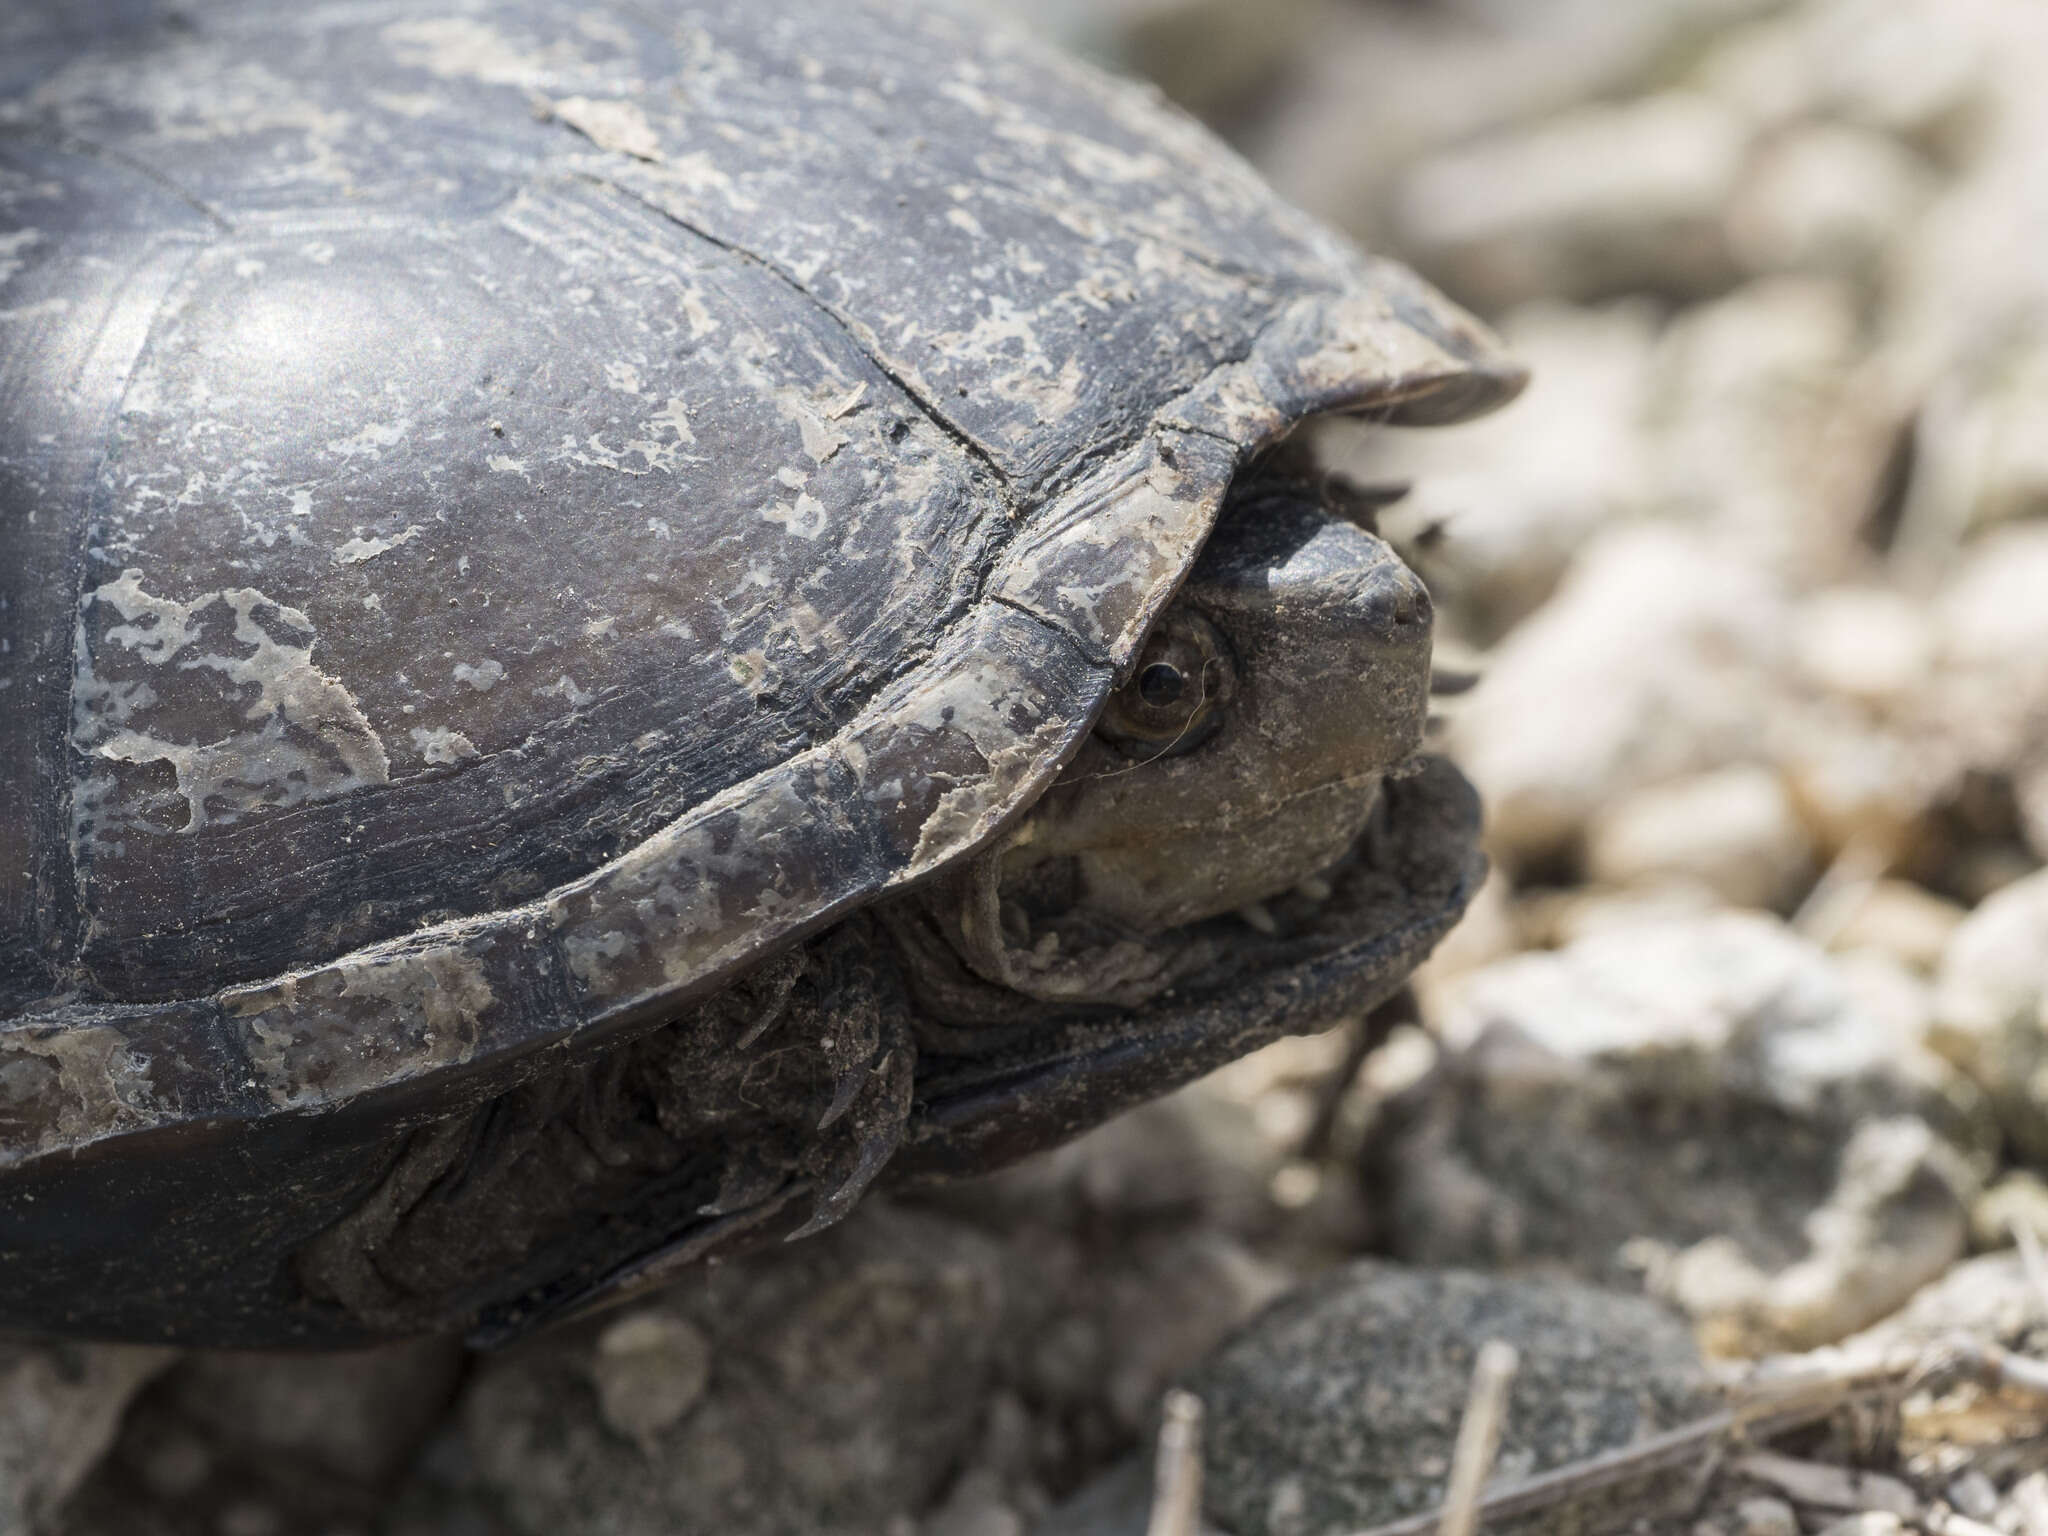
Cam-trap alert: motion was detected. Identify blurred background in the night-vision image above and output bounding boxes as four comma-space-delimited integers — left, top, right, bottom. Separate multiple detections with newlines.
21, 4, 2048, 1535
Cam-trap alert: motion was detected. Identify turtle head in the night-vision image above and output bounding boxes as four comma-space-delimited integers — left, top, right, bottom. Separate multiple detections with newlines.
881, 463, 1478, 1182
1021, 480, 1432, 942
886, 466, 1458, 1023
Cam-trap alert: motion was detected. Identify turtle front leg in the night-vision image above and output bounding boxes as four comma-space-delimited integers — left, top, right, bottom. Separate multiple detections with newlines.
295, 919, 917, 1343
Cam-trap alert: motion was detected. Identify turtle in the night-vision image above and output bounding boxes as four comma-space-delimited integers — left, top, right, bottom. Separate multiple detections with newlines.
0, 0, 1523, 1346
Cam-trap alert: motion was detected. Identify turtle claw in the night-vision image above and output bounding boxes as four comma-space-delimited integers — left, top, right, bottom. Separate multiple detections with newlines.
817, 1061, 871, 1130
788, 1123, 896, 1241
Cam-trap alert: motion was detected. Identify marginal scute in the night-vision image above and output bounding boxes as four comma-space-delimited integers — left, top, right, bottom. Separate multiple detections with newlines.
0, 1024, 155, 1164
223, 941, 504, 1111
990, 430, 1230, 671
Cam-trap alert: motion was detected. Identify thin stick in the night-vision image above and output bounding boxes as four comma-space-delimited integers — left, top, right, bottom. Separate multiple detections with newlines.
1791, 834, 1889, 948
1147, 1390, 1206, 1536
1344, 1347, 1916, 1536
1949, 1335, 2048, 1402
2011, 1215, 2048, 1324
1439, 1341, 1519, 1536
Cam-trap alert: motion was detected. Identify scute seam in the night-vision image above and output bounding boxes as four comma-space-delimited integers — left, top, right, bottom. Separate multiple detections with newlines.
579, 171, 1015, 494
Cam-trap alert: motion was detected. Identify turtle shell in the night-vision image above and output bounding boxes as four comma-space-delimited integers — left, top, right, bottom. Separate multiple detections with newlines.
0, 0, 1520, 1339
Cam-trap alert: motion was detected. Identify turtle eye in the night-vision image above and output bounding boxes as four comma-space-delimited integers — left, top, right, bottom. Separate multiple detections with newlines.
1096, 611, 1235, 758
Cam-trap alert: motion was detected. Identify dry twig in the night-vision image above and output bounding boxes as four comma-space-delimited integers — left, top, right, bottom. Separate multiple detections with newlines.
1147, 1390, 1206, 1536
1791, 834, 1891, 948
1439, 1341, 1519, 1536
1341, 1346, 1920, 1536
2011, 1216, 2048, 1324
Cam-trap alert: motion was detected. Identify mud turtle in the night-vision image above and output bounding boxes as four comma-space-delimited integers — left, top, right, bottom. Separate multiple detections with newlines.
0, 0, 1521, 1345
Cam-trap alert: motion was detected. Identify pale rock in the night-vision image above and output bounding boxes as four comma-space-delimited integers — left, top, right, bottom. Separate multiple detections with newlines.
1771, 708, 1933, 861
1516, 879, 1724, 952
1924, 528, 2048, 861
1847, 1249, 2044, 1352
1695, 0, 1994, 141
1434, 914, 1966, 1120
1585, 764, 1814, 910
1815, 1514, 1903, 1536
1382, 914, 1991, 1349
1792, 588, 1934, 709
1950, 1470, 2002, 1523
0, 1341, 172, 1534
2007, 1472, 2048, 1536
1725, 1115, 1977, 1351
1899, 343, 2048, 544
590, 1313, 712, 1452
1822, 879, 1966, 972
1726, 122, 1932, 279
1451, 524, 1790, 869
1969, 1170, 2048, 1252
1736, 1495, 1801, 1536
1883, 5, 2048, 552
1826, 948, 1938, 1050
1930, 867, 2048, 1159
1325, 298, 1661, 644
1240, 0, 1782, 254
1648, 276, 1879, 578
1637, 1117, 1978, 1355
1392, 93, 1750, 307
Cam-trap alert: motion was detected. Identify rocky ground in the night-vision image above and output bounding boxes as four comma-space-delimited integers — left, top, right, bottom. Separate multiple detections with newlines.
9, 0, 2048, 1532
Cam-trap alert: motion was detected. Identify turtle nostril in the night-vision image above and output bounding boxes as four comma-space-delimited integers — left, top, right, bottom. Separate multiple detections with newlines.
1391, 577, 1429, 627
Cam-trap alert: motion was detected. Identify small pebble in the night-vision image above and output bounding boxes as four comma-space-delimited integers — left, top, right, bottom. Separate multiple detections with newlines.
1735, 1495, 1799, 1536
591, 1312, 713, 1449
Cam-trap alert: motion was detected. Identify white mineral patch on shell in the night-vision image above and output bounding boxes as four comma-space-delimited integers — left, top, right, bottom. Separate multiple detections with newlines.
229, 947, 495, 1108
382, 18, 551, 88
410, 726, 479, 765
71, 570, 388, 837
333, 524, 423, 563
0, 1023, 160, 1161
452, 659, 505, 692
551, 96, 664, 162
